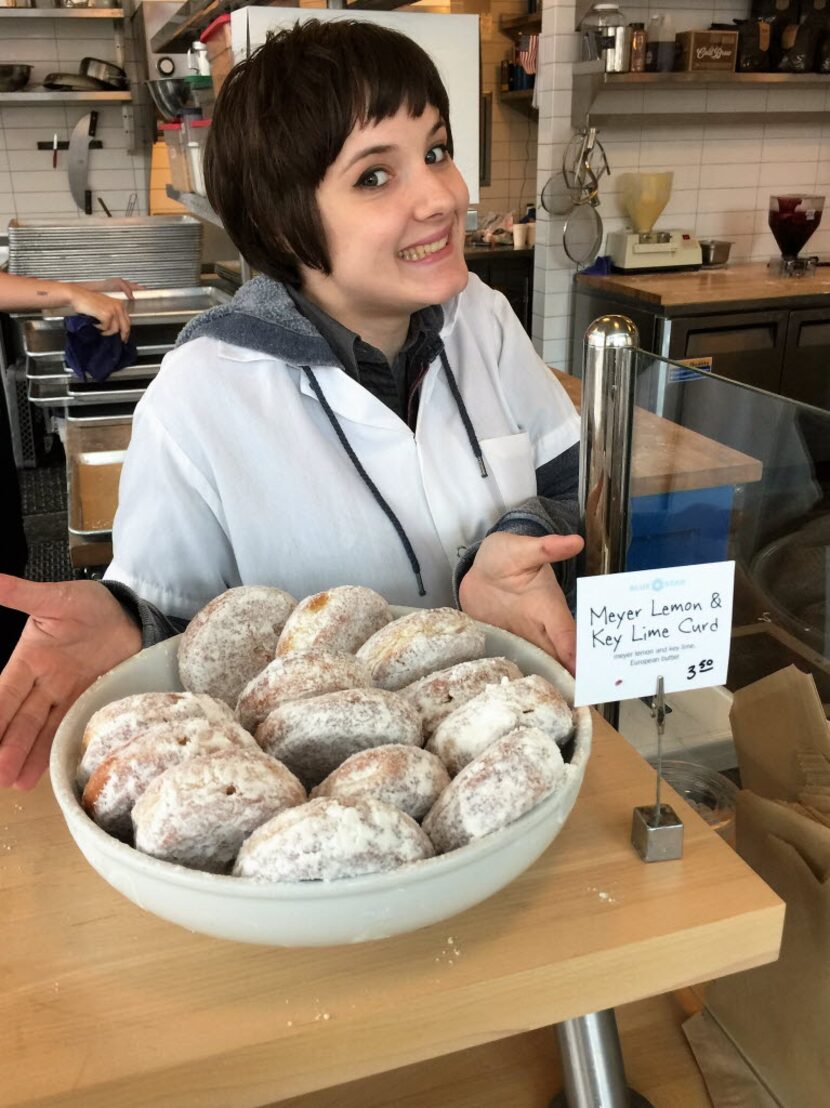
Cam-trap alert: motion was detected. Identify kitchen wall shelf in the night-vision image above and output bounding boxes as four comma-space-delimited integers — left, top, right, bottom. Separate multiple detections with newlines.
151, 0, 225, 54
572, 60, 830, 127
0, 91, 132, 103
0, 5, 137, 152
166, 185, 221, 228
499, 88, 538, 118
0, 7, 123, 16
499, 12, 542, 37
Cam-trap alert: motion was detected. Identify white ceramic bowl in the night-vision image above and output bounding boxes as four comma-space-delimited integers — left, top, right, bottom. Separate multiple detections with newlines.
50, 614, 591, 946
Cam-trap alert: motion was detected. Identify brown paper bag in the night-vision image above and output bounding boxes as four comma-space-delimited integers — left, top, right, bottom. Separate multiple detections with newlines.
705, 789, 830, 1107
729, 666, 830, 803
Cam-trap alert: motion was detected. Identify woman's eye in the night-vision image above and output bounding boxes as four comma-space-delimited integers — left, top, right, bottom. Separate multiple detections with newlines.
426, 143, 449, 165
357, 167, 390, 188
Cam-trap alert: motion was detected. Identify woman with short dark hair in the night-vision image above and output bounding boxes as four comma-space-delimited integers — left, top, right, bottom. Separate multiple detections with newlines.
0, 19, 582, 791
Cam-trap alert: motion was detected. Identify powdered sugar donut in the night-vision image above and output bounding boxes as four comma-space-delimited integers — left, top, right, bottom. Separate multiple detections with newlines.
256, 687, 422, 788
78, 691, 234, 788
82, 717, 258, 839
132, 750, 306, 872
426, 674, 574, 776
312, 744, 450, 822
276, 585, 392, 656
178, 585, 297, 707
236, 649, 372, 733
234, 796, 434, 881
423, 726, 568, 853
356, 608, 486, 691
401, 656, 524, 738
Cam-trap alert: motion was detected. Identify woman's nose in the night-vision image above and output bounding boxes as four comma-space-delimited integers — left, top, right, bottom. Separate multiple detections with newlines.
411, 163, 464, 222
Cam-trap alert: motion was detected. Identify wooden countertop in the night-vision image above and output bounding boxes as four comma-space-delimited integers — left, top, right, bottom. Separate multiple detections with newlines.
1, 714, 782, 1108
553, 369, 763, 495
576, 261, 830, 311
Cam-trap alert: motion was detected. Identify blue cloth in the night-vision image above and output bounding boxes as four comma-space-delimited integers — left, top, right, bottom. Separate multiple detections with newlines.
64, 314, 137, 383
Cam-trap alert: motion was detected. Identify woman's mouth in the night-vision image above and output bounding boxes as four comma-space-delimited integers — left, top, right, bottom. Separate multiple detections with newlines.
398, 233, 450, 262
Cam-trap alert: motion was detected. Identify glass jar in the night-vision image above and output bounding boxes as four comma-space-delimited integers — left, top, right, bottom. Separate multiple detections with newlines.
579, 3, 631, 73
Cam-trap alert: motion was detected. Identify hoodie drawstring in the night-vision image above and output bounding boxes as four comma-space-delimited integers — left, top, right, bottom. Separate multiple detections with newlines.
302, 349, 488, 599
439, 349, 488, 478
303, 367, 425, 597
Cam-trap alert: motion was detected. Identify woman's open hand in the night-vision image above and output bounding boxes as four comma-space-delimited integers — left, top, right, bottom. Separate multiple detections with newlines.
0, 576, 142, 790
459, 532, 584, 675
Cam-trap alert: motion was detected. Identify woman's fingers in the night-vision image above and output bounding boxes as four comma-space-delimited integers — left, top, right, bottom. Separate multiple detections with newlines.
14, 701, 66, 791
0, 685, 53, 788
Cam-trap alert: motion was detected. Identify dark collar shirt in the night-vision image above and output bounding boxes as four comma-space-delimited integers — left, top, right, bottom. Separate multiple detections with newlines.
286, 285, 444, 430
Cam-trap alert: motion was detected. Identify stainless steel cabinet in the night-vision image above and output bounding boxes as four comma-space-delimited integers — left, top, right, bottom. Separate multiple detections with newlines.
781, 308, 830, 410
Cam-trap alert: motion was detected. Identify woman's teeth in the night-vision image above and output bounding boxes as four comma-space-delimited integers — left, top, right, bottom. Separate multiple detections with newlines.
398, 235, 449, 261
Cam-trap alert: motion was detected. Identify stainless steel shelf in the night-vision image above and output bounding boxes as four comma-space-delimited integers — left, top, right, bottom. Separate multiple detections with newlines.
572, 60, 830, 126
150, 0, 225, 54
0, 91, 132, 103
166, 185, 222, 228
0, 7, 123, 16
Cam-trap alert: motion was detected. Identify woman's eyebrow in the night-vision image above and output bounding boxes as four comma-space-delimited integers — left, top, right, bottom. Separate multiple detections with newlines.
342, 119, 446, 174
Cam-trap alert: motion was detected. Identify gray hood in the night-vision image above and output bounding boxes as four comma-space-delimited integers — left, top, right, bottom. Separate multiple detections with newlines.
175, 274, 462, 366
176, 276, 336, 366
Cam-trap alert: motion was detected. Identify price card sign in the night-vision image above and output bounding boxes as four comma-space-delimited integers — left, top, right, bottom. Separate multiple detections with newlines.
573, 561, 735, 708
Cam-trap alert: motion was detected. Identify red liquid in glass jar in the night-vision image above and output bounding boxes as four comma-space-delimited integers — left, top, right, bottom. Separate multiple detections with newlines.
769, 198, 823, 258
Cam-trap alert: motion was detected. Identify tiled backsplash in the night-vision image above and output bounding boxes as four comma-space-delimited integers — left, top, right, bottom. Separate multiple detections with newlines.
534, 0, 830, 369
0, 15, 149, 225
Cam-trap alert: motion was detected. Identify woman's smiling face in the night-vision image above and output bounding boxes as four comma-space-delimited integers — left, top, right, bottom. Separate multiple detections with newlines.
299, 104, 470, 349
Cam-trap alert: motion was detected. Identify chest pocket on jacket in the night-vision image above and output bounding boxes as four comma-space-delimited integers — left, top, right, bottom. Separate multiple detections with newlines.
479, 431, 537, 515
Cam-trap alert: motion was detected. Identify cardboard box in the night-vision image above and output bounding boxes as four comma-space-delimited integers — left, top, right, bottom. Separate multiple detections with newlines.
676, 30, 738, 71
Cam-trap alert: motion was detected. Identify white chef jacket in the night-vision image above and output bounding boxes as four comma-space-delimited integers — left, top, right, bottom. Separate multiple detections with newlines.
106, 274, 580, 619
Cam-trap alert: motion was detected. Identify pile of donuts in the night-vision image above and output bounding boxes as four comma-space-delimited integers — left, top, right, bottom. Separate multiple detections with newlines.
77, 585, 577, 881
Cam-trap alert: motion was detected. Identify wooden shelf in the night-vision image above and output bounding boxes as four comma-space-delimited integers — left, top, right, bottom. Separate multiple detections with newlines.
499, 88, 538, 118
499, 11, 542, 37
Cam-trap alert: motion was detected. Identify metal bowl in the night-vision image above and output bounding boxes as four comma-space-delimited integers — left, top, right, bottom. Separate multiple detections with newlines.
0, 64, 32, 92
146, 78, 192, 121
700, 239, 733, 268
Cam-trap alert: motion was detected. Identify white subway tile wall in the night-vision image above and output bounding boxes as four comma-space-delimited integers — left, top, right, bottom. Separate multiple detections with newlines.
0, 15, 149, 227
534, 0, 830, 368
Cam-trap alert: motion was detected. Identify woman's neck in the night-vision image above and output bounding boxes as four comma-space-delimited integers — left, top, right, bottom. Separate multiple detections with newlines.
298, 284, 411, 364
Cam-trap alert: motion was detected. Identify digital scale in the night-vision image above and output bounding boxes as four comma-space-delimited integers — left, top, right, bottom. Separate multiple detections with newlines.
607, 228, 703, 273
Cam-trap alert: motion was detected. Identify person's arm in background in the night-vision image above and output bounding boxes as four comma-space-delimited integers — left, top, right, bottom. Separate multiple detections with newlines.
0, 273, 137, 339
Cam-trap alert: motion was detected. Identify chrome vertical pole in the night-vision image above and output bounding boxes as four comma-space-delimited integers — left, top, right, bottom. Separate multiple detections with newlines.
578, 315, 639, 730
549, 317, 653, 1108
551, 1010, 653, 1108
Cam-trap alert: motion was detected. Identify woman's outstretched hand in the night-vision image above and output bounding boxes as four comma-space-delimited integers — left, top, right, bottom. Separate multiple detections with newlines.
459, 532, 584, 675
0, 576, 142, 790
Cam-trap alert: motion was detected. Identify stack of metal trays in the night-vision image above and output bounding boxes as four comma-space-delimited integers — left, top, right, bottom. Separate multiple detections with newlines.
20, 286, 232, 410
7, 217, 203, 289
